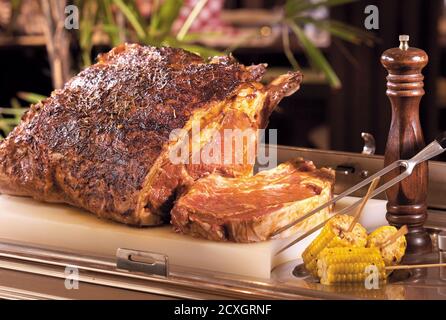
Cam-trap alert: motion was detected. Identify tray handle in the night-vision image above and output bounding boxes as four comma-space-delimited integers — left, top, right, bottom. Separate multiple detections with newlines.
116, 248, 169, 277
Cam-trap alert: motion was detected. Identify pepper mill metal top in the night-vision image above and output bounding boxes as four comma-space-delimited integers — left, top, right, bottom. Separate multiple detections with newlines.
399, 34, 410, 50
381, 35, 428, 97
381, 35, 431, 255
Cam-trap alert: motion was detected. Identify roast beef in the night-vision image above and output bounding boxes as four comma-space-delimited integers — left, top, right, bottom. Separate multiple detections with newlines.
171, 158, 335, 242
0, 44, 302, 226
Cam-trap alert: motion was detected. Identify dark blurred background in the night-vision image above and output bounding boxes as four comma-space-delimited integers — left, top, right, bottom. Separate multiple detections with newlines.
0, 0, 445, 156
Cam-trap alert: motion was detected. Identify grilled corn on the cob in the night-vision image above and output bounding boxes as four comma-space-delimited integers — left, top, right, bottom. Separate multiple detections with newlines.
316, 247, 387, 285
302, 215, 368, 275
367, 226, 407, 266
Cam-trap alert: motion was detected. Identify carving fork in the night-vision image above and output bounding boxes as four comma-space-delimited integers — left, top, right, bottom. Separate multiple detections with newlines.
274, 132, 446, 255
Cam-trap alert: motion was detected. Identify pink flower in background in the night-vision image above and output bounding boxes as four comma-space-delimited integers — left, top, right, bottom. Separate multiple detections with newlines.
136, 0, 154, 18
173, 0, 233, 34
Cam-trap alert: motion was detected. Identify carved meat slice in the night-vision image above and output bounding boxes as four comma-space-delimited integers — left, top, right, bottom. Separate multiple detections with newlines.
171, 159, 335, 242
0, 44, 302, 226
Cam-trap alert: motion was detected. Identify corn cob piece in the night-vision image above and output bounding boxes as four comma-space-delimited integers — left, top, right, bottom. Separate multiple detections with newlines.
367, 226, 407, 266
302, 215, 368, 276
316, 247, 387, 285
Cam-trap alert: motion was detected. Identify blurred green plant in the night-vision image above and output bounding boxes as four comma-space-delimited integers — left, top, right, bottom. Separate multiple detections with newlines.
1, 0, 376, 138
75, 0, 375, 87
16, 92, 47, 104
282, 0, 376, 89
75, 0, 220, 67
6, 0, 376, 85
1, 0, 215, 138
0, 92, 47, 140
0, 101, 24, 140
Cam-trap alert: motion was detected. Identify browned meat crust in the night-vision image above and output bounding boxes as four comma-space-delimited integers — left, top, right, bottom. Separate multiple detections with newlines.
0, 44, 302, 226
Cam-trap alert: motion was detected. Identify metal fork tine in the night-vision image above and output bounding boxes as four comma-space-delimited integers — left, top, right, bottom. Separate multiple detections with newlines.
274, 166, 412, 255
275, 220, 327, 255
274, 137, 446, 254
270, 160, 404, 237
337, 160, 403, 195
336, 170, 412, 216
369, 170, 411, 198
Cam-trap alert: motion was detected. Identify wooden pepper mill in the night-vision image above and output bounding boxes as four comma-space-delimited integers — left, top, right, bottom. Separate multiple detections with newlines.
381, 35, 431, 254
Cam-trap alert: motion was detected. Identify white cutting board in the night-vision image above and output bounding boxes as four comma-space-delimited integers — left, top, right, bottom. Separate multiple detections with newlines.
0, 194, 387, 279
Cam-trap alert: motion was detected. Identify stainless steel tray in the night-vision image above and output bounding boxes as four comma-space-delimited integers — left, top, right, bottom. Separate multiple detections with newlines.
0, 217, 445, 300
1, 145, 446, 300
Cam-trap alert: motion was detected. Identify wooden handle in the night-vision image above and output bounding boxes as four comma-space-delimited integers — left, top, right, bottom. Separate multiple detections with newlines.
387, 263, 446, 271
381, 225, 408, 248
381, 35, 431, 254
347, 177, 380, 232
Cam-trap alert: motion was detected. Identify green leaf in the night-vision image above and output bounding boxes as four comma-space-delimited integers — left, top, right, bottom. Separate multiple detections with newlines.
224, 29, 260, 55
101, 24, 121, 34
181, 31, 223, 42
0, 107, 26, 135
288, 20, 341, 89
6, 0, 23, 34
17, 92, 47, 104
179, 45, 222, 58
0, 118, 21, 125
285, 0, 300, 17
287, 0, 359, 18
281, 26, 300, 70
10, 0, 22, 10
0, 108, 27, 115
149, 0, 161, 37
79, 0, 99, 67
151, 0, 183, 38
177, 0, 209, 40
10, 97, 21, 109
0, 121, 10, 138
0, 95, 30, 138
161, 35, 223, 58
101, 0, 122, 46
294, 17, 377, 46
113, 0, 147, 40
